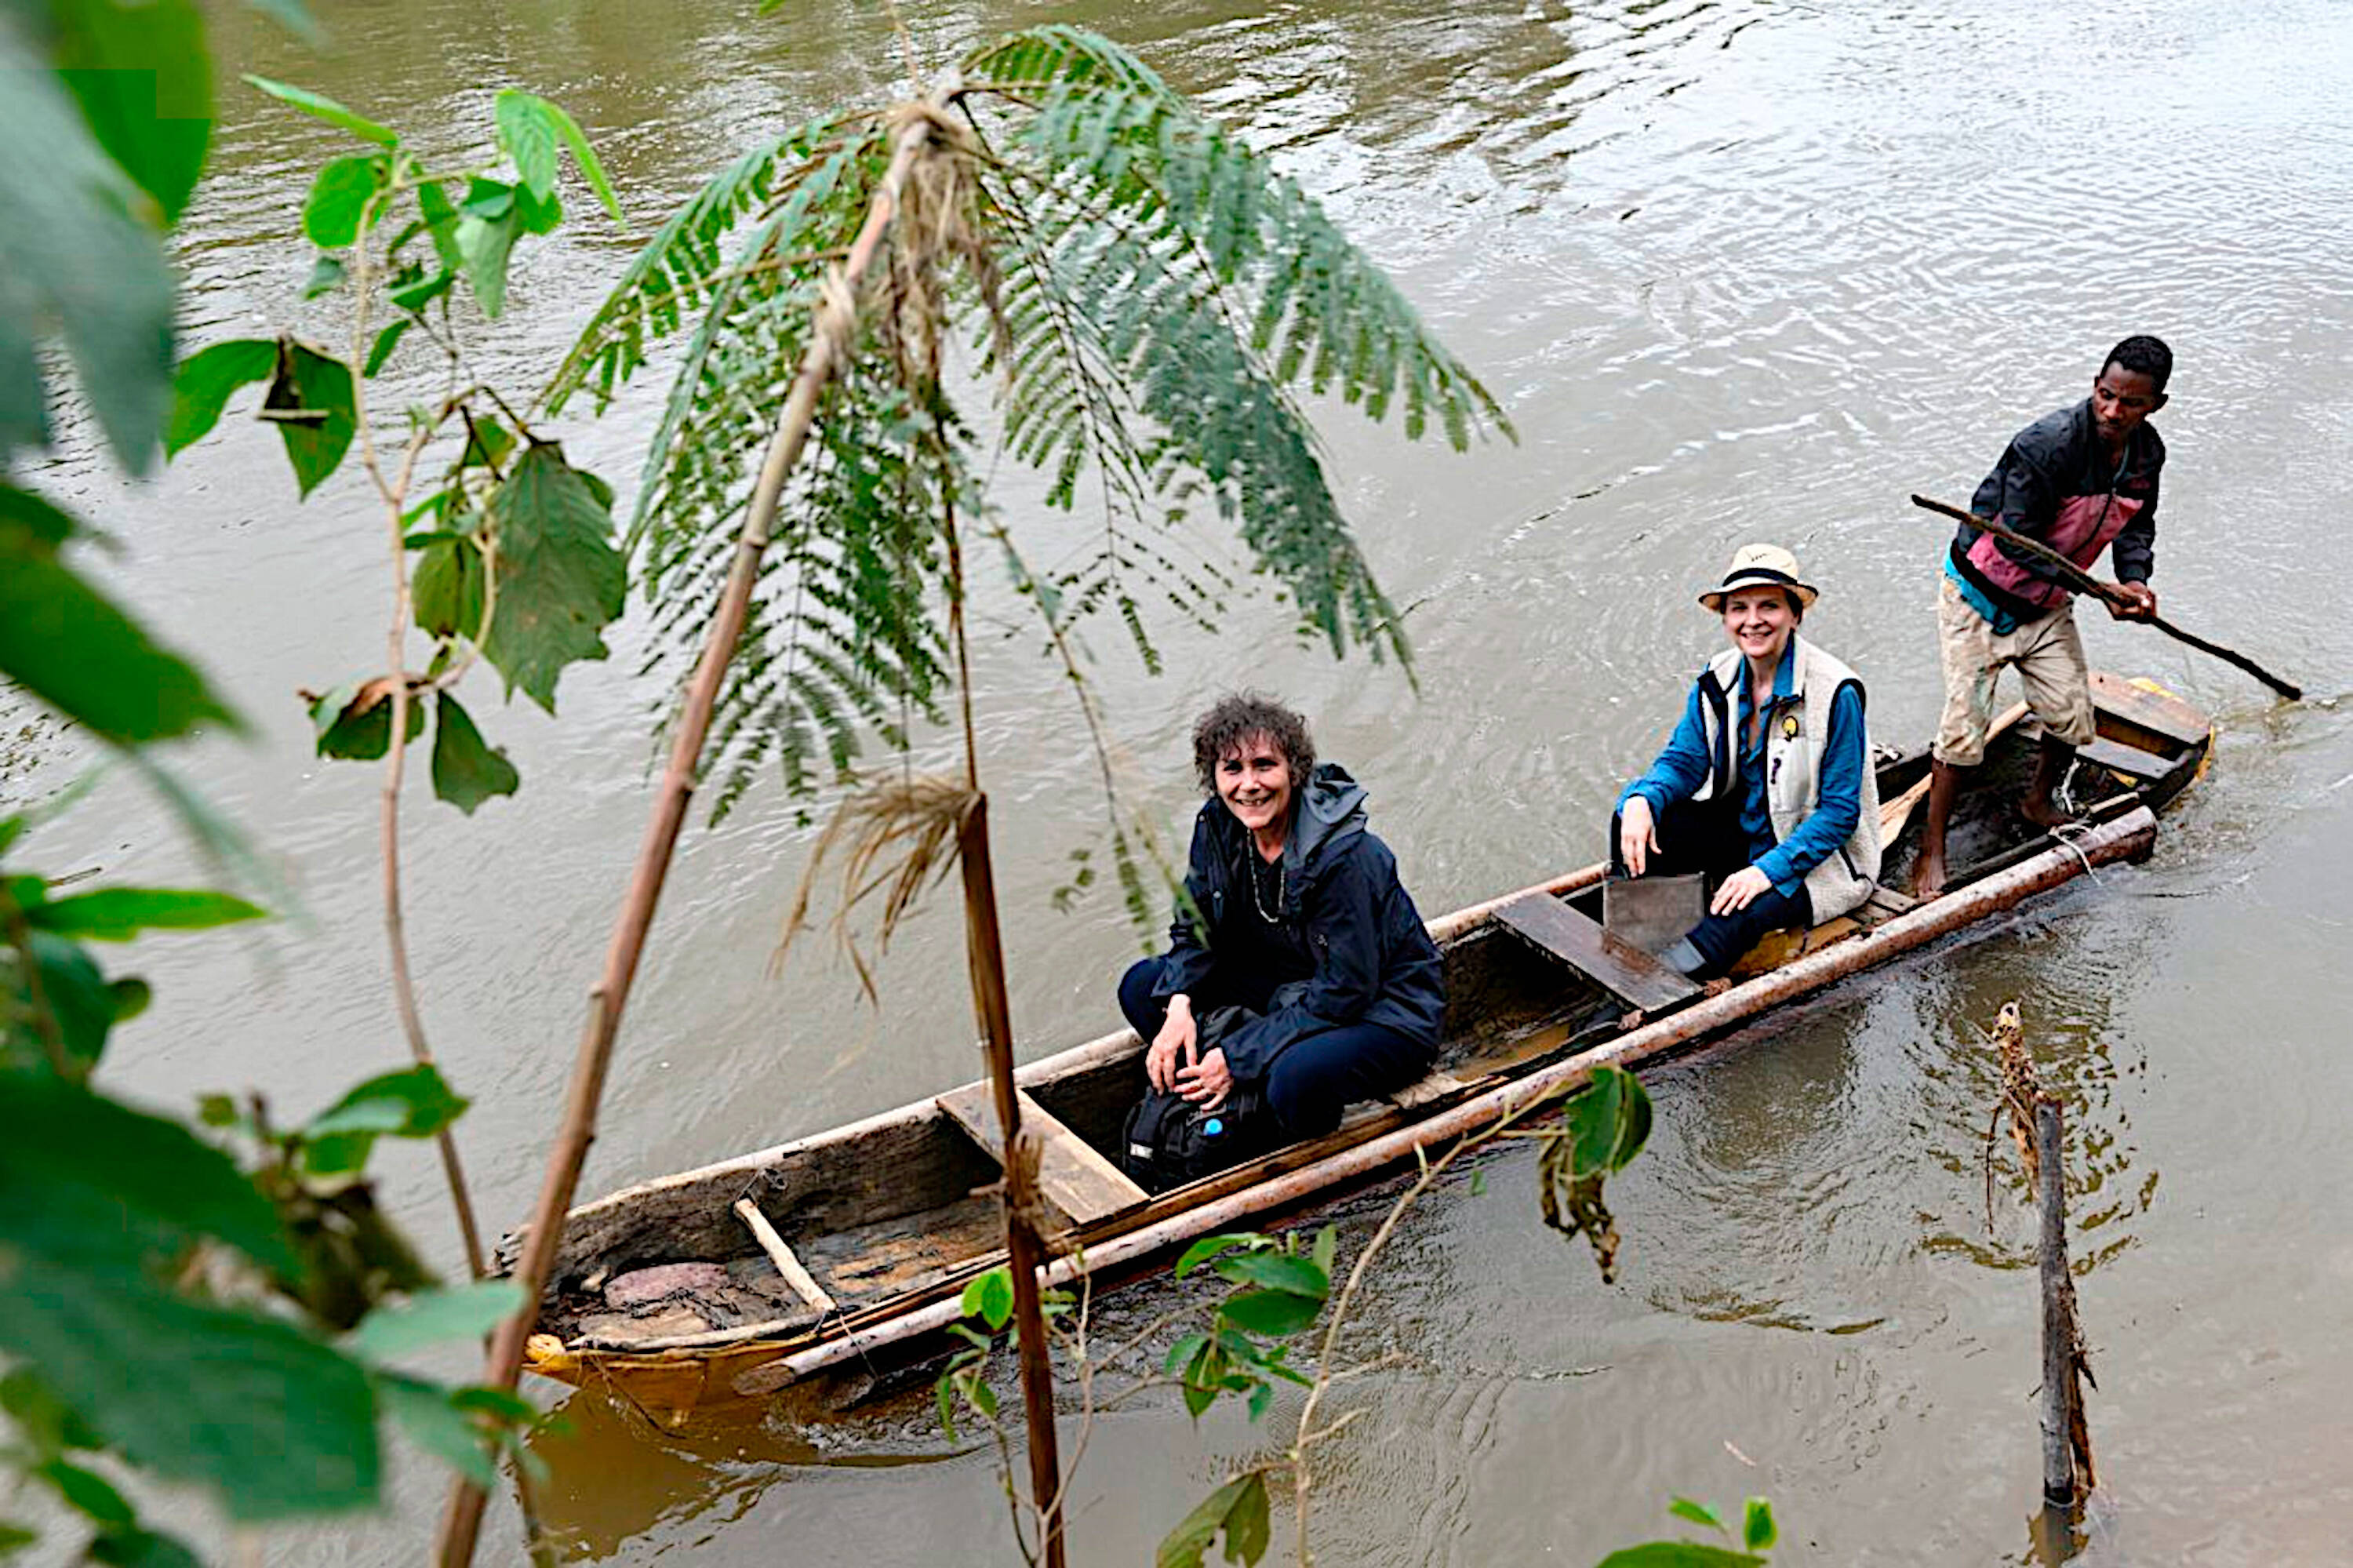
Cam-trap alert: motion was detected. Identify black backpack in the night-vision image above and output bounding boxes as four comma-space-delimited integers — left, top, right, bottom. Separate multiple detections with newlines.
1117, 999, 1285, 1193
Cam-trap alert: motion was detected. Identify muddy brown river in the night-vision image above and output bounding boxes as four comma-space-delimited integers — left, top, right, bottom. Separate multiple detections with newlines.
13, 0, 2353, 1561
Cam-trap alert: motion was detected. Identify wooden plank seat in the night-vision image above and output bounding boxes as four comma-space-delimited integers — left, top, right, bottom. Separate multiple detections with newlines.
2074, 734, 2176, 782
936, 1082, 1149, 1226
2088, 671, 2207, 751
1489, 890, 1701, 1014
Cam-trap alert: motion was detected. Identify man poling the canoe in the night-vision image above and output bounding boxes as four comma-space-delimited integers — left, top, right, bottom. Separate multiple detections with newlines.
1609, 544, 1884, 982
1915, 336, 2187, 898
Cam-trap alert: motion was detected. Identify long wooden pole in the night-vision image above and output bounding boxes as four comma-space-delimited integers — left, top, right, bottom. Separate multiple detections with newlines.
432, 111, 939, 1568
2034, 1097, 2075, 1507
1911, 493, 2301, 700
959, 796, 1067, 1568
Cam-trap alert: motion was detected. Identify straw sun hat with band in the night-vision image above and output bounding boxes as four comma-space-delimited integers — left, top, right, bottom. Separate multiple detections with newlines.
1697, 543, 1818, 614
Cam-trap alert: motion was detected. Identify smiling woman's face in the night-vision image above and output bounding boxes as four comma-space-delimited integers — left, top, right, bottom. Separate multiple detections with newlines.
1215, 732, 1293, 840
1721, 585, 1797, 667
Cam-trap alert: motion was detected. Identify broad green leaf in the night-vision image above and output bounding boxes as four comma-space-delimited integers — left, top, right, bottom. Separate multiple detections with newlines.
479, 444, 625, 712
1592, 1546, 1766, 1568
363, 318, 408, 377
89, 1528, 203, 1568
302, 155, 382, 249
38, 1459, 134, 1527
536, 95, 624, 221
263, 342, 355, 497
1217, 1288, 1321, 1338
49, 0, 213, 227
376, 1376, 504, 1487
413, 182, 464, 273
962, 1267, 1014, 1332
1213, 1252, 1327, 1301
305, 678, 425, 761
460, 416, 515, 470
303, 254, 347, 299
0, 1071, 293, 1271
165, 337, 277, 457
1668, 1498, 1726, 1533
0, 1367, 107, 1456
0, 500, 236, 743
0, 1521, 36, 1554
1161, 1331, 1209, 1377
412, 532, 485, 639
0, 484, 75, 547
348, 1281, 524, 1362
242, 75, 395, 147
1310, 1226, 1337, 1277
428, 693, 518, 814
0, 23, 178, 468
1742, 1497, 1776, 1552
302, 1063, 468, 1176
515, 180, 562, 237
27, 887, 266, 942
1156, 1472, 1271, 1568
387, 267, 453, 315
494, 90, 559, 203
3, 929, 115, 1075
1175, 1233, 1265, 1279
456, 202, 519, 318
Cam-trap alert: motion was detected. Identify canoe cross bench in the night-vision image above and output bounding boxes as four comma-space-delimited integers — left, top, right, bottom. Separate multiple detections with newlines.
1489, 890, 1702, 1015
935, 1081, 1150, 1227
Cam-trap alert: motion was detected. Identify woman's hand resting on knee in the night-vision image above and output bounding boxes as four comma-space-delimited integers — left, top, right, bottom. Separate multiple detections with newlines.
1146, 995, 1198, 1093
1710, 865, 1772, 915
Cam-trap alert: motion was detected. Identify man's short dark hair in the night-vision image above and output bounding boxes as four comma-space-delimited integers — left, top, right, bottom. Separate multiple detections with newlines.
1191, 693, 1315, 795
2103, 334, 2173, 391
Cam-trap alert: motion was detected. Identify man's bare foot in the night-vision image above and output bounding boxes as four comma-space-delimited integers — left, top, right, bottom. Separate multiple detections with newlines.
1911, 852, 1947, 900
1700, 977, 1733, 999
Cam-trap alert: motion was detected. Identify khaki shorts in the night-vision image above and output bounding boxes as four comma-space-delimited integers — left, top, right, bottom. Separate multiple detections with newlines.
1933, 576, 2094, 766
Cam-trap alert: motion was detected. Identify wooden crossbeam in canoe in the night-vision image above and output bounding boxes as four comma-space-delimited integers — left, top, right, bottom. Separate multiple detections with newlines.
731, 1199, 836, 1313
936, 1082, 1149, 1226
1490, 890, 1700, 1014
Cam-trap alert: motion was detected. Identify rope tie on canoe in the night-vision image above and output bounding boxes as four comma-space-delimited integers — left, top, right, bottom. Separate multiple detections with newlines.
2050, 820, 2100, 882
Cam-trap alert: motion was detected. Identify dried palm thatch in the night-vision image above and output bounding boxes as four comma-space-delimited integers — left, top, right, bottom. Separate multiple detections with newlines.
776, 773, 978, 1000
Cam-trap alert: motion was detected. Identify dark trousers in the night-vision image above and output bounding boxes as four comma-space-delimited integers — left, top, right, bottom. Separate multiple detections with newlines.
1609, 797, 1812, 981
1118, 958, 1431, 1139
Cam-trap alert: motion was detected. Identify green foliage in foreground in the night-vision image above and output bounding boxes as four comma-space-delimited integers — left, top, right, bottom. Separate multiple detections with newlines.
551, 23, 1511, 835
2, 1, 587, 1558
1597, 1494, 1779, 1566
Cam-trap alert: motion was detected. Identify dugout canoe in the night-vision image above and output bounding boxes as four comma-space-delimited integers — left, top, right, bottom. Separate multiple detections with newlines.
504, 671, 2210, 1421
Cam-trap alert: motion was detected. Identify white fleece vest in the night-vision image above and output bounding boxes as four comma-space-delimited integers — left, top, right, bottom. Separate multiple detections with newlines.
1689, 636, 1882, 922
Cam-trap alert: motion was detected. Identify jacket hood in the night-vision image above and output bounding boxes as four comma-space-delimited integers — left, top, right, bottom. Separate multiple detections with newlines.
1288, 762, 1367, 868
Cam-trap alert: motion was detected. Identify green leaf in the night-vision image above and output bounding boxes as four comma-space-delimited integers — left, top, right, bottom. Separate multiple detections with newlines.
479, 444, 625, 712
1592, 1546, 1766, 1568
413, 182, 464, 274
27, 887, 266, 942
264, 342, 356, 497
1, 1367, 107, 1456
1742, 1497, 1776, 1552
455, 178, 519, 317
49, 0, 213, 227
1213, 1253, 1327, 1301
0, 1522, 37, 1555
364, 318, 409, 377
412, 531, 485, 639
0, 493, 237, 744
0, 25, 179, 468
301, 1064, 468, 1176
89, 1528, 203, 1568
963, 1267, 1014, 1333
302, 156, 383, 248
428, 693, 518, 814
5, 929, 115, 1075
306, 678, 425, 761
1156, 1472, 1271, 1568
303, 254, 347, 299
376, 1376, 503, 1487
493, 90, 559, 202
1311, 1226, 1337, 1278
1175, 1233, 1265, 1279
1668, 1498, 1726, 1534
39, 1459, 134, 1527
1471, 1167, 1489, 1197
349, 1281, 524, 1362
497, 91, 621, 220
460, 416, 515, 471
165, 337, 277, 456
242, 75, 395, 147
1217, 1288, 1322, 1338
388, 267, 454, 315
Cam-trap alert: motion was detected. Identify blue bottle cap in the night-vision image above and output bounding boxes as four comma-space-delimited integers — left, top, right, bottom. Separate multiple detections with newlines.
1203, 1118, 1224, 1137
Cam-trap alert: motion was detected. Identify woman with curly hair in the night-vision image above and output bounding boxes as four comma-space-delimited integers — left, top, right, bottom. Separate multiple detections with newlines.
1116, 693, 1445, 1139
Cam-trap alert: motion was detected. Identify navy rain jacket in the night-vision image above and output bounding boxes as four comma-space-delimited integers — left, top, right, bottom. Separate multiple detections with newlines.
1151, 764, 1446, 1084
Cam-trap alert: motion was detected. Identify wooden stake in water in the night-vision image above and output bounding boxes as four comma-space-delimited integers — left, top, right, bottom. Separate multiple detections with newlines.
2035, 1098, 2075, 1508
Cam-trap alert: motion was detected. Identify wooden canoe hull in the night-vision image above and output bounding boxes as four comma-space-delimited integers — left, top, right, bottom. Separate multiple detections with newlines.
510, 676, 2209, 1423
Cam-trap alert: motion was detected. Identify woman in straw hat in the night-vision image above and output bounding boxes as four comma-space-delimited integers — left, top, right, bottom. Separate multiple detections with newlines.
1611, 544, 1883, 980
